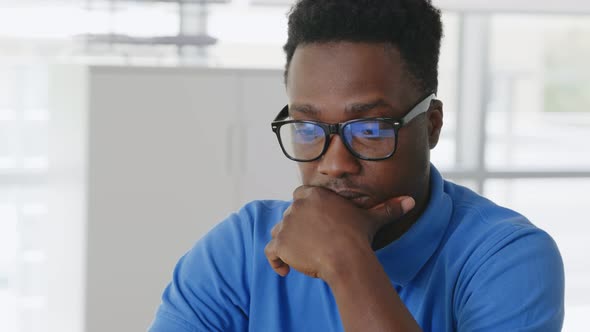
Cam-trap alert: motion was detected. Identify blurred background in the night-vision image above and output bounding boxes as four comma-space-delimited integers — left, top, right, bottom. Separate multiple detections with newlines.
0, 0, 589, 331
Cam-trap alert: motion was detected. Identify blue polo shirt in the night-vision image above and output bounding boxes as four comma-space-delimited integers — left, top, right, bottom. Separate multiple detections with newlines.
149, 166, 564, 331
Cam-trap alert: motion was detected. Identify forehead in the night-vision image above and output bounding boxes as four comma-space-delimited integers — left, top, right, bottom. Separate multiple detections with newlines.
286, 42, 414, 118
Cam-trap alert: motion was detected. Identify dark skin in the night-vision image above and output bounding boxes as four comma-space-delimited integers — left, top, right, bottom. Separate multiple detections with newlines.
265, 42, 444, 331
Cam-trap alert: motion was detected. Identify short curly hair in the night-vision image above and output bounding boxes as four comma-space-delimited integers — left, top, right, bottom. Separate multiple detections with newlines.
284, 0, 443, 94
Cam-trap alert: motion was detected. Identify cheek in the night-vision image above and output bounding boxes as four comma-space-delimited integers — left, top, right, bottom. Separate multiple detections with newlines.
397, 123, 431, 164
365, 133, 431, 195
361, 162, 399, 191
363, 161, 426, 201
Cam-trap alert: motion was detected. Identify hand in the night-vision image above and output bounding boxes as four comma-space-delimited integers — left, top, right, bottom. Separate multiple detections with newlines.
264, 185, 415, 282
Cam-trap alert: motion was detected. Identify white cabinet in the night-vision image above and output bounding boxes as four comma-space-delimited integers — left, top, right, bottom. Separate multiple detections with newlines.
48, 65, 298, 332
238, 72, 300, 205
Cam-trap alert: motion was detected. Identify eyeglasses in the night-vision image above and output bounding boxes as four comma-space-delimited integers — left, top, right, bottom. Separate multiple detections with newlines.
271, 93, 436, 162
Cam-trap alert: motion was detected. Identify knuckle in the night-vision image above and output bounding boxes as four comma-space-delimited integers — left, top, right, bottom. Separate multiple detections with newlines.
270, 230, 285, 247
282, 206, 291, 217
271, 222, 282, 237
291, 199, 305, 209
274, 231, 285, 243
292, 185, 308, 199
264, 242, 275, 256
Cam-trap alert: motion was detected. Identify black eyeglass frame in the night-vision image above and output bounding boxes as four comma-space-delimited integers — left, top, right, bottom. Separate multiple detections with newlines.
271, 93, 436, 162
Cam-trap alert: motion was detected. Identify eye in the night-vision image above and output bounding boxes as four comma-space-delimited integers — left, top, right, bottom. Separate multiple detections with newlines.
352, 122, 381, 138
293, 123, 323, 143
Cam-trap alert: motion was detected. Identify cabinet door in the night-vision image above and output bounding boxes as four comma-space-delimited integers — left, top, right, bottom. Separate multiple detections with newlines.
237, 71, 300, 207
86, 66, 240, 332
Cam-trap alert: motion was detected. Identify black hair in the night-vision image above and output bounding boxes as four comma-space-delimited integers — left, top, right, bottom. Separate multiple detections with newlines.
283, 0, 443, 94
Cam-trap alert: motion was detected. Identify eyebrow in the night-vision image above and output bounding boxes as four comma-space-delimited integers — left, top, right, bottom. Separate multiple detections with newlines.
345, 99, 396, 114
289, 104, 320, 116
289, 99, 397, 117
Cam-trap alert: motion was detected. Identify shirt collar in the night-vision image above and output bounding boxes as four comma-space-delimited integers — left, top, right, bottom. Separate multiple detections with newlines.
375, 165, 453, 287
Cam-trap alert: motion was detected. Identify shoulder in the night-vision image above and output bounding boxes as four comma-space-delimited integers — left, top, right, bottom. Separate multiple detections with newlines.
150, 200, 291, 331
230, 199, 291, 234
441, 182, 564, 330
239, 200, 291, 221
441, 180, 563, 295
199, 200, 290, 254
443, 180, 562, 262
176, 199, 290, 270
207, 200, 290, 234
443, 180, 543, 243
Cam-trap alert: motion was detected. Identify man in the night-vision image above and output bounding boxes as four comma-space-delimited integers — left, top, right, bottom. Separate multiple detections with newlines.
150, 0, 564, 331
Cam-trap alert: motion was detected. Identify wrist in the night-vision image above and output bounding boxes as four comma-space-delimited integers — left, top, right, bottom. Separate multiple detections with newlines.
321, 243, 377, 287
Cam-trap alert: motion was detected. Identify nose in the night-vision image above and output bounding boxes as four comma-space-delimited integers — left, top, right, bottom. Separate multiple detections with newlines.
317, 135, 361, 178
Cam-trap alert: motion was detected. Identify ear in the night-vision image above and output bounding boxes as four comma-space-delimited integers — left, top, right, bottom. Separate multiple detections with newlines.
427, 99, 443, 149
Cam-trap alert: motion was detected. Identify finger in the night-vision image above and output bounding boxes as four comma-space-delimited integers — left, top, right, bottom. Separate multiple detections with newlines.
368, 196, 415, 227
264, 241, 291, 277
282, 205, 292, 218
270, 258, 291, 277
271, 222, 283, 238
292, 185, 314, 201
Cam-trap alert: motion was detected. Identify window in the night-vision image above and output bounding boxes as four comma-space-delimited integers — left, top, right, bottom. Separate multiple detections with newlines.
0, 65, 49, 332
438, 13, 590, 331
487, 15, 590, 170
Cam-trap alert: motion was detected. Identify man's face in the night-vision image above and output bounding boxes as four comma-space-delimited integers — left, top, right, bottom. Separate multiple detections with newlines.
285, 42, 442, 210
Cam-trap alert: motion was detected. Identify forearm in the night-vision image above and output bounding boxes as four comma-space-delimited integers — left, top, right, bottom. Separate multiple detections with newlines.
326, 248, 421, 332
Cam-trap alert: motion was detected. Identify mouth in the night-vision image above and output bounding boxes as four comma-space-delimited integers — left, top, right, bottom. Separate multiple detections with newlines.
332, 190, 373, 208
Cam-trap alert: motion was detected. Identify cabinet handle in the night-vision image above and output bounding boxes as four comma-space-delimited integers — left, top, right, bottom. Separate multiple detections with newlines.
240, 127, 247, 174
226, 124, 234, 175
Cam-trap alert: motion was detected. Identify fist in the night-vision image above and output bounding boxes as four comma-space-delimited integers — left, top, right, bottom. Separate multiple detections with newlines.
264, 186, 414, 282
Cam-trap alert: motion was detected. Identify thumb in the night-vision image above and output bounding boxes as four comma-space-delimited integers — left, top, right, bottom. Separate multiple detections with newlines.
368, 196, 415, 228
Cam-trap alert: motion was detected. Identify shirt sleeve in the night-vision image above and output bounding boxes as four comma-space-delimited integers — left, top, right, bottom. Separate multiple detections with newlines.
455, 226, 565, 332
148, 207, 255, 332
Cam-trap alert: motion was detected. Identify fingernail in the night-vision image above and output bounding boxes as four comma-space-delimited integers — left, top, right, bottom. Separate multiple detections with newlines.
401, 197, 415, 214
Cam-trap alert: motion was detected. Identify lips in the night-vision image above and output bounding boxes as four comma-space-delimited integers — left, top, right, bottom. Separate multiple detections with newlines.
331, 189, 373, 208
313, 181, 376, 208
334, 190, 366, 200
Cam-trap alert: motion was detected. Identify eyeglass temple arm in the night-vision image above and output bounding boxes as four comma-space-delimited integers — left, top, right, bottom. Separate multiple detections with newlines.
401, 93, 436, 125
273, 105, 290, 122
